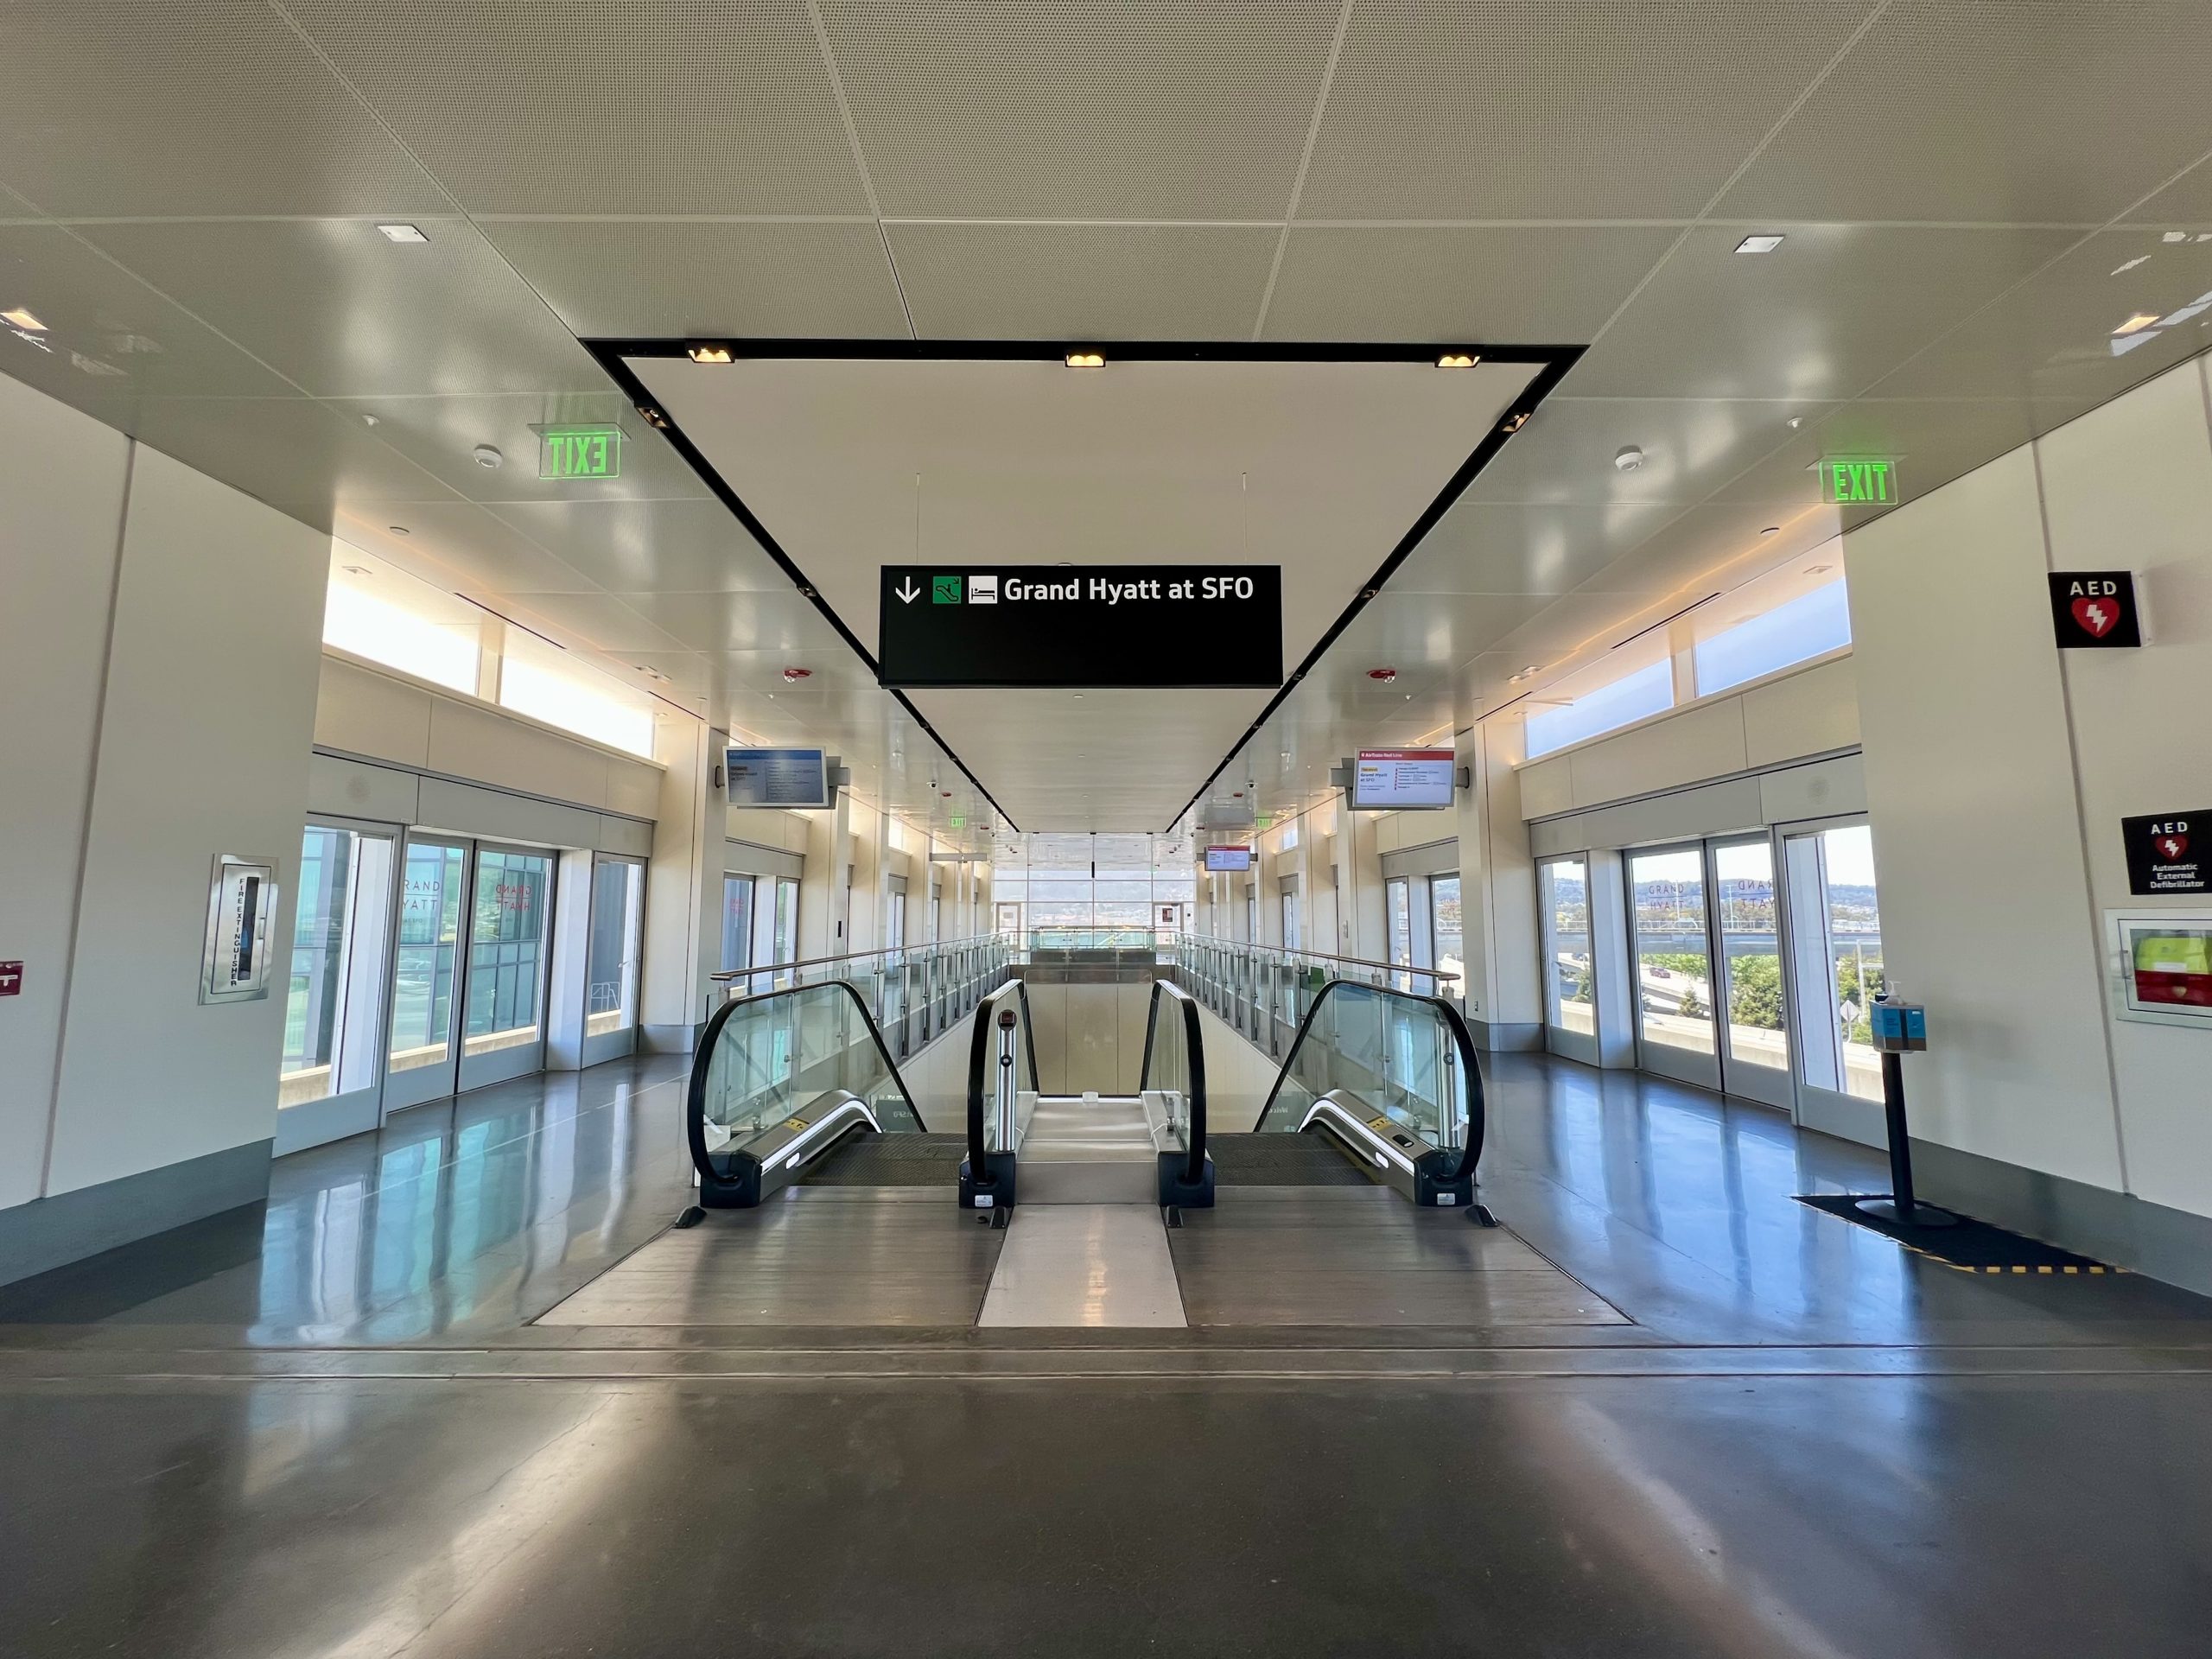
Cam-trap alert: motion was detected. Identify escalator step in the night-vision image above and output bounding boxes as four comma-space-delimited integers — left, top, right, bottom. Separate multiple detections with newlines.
1205, 1133, 1377, 1186
798, 1132, 969, 1188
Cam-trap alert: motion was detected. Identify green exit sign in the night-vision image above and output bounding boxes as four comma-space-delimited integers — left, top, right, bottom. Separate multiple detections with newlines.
949, 815, 965, 830
538, 424, 623, 480
1818, 455, 1900, 506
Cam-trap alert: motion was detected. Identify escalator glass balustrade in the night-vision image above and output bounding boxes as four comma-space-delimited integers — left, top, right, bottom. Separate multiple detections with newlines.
687, 980, 925, 1209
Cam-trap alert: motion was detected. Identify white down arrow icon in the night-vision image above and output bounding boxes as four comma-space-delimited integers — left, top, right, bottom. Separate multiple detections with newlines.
894, 578, 920, 604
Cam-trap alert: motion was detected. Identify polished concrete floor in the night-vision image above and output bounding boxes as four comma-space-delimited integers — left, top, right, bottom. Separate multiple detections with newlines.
4, 1051, 2212, 1656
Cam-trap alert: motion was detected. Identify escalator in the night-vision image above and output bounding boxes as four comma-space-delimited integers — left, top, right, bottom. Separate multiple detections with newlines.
684, 977, 954, 1209
957, 975, 1218, 1211
1210, 979, 1496, 1222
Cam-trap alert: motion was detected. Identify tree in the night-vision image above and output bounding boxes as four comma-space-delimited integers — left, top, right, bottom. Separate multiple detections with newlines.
1679, 986, 1707, 1020
1728, 954, 1783, 1030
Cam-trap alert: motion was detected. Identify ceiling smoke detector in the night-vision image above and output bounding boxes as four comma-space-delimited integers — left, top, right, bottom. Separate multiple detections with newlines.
1613, 446, 1645, 472
473, 443, 503, 469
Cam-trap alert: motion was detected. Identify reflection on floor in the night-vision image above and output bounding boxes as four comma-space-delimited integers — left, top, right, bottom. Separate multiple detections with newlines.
5, 1050, 2212, 1657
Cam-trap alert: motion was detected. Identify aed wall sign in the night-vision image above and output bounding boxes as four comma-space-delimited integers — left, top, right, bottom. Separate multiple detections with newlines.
2049, 570, 2145, 649
2123, 811, 2209, 895
877, 564, 1282, 689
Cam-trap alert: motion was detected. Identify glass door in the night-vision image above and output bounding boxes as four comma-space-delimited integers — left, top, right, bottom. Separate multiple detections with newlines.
276, 822, 399, 1153
1783, 822, 1887, 1137
458, 845, 556, 1091
1627, 845, 1721, 1090
1429, 875, 1464, 1005
1710, 836, 1791, 1109
1539, 856, 1599, 1065
384, 836, 471, 1113
582, 855, 645, 1066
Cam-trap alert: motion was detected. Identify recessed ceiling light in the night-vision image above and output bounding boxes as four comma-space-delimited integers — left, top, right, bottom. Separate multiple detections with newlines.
1807, 563, 1833, 575
1436, 353, 1478, 369
360, 412, 381, 427
1761, 525, 1780, 536
1735, 233, 1785, 254
2113, 255, 2152, 275
376, 223, 429, 244
1, 306, 45, 331
2114, 312, 2163, 336
387, 524, 410, 536
2163, 231, 2191, 244
1065, 352, 1105, 369
1786, 416, 1803, 429
687, 343, 733, 365
1614, 446, 1645, 472
341, 564, 372, 576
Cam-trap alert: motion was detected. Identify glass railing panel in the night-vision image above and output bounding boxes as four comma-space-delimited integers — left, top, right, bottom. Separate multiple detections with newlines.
694, 982, 923, 1185
1255, 980, 1471, 1163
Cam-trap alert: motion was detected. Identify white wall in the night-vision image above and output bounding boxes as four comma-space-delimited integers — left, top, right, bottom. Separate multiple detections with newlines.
1847, 355, 2212, 1224
44, 446, 331, 1196
0, 375, 132, 1210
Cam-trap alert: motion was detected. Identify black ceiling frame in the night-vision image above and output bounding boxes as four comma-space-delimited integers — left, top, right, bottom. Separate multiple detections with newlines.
582, 337, 1585, 836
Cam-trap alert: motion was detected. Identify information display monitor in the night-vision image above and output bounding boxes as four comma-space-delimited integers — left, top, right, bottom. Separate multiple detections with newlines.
1351, 749, 1456, 810
727, 748, 830, 810
1204, 846, 1253, 872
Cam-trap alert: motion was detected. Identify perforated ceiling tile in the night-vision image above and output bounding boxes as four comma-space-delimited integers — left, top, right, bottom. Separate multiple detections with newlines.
1719, 1, 2212, 224
1461, 394, 1818, 512
886, 223, 1280, 339
1261, 225, 1678, 342
122, 397, 463, 527
337, 503, 607, 595
0, 2, 447, 216
1576, 224, 2081, 401
479, 219, 910, 339
283, 1, 869, 215
604, 588, 853, 655
492, 592, 696, 656
1297, 0, 1880, 221
2123, 156, 2212, 230
77, 219, 603, 398
817, 0, 1343, 219
1391, 498, 1691, 596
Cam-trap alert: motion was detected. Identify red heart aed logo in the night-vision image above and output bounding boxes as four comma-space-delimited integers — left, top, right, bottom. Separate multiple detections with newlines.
2157, 834, 2190, 861
2071, 594, 2120, 638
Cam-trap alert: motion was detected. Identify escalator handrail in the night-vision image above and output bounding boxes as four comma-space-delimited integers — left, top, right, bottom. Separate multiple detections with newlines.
687, 978, 924, 1201
964, 976, 1036, 1184
1137, 978, 1207, 1185
1252, 977, 1485, 1184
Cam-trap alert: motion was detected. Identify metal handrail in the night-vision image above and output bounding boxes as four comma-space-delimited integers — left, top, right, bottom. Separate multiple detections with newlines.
709, 932, 1002, 982
685, 978, 923, 1205
1138, 978, 1208, 1187
1254, 978, 1485, 1185
963, 977, 1036, 1197
1166, 931, 1459, 989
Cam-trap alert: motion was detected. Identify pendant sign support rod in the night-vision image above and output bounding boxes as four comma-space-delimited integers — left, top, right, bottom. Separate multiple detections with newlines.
876, 563, 1283, 690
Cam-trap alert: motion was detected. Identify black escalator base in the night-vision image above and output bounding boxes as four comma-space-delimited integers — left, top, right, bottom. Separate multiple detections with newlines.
1205, 1134, 1376, 1187
798, 1132, 969, 1188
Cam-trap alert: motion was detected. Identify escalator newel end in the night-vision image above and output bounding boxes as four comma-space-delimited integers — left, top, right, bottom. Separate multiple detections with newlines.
1468, 1203, 1499, 1229
672, 1206, 707, 1230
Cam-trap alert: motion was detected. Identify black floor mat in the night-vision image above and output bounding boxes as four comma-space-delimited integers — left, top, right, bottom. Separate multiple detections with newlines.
1206, 1133, 1376, 1186
800, 1133, 969, 1187
1796, 1193, 2119, 1274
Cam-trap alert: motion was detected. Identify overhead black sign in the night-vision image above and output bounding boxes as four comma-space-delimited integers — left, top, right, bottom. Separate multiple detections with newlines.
877, 564, 1282, 690
2049, 570, 2143, 649
2124, 811, 2209, 895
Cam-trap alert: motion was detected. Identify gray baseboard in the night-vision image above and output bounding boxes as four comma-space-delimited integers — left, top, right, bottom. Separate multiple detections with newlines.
639, 1022, 703, 1056
1913, 1138, 2212, 1299
0, 1139, 273, 1289
1468, 1019, 1544, 1053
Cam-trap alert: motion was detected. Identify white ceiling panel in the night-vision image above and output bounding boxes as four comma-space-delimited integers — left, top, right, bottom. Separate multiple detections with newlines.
601, 589, 857, 656
0, 225, 302, 403
817, 0, 1343, 219
1718, 1, 2212, 225
479, 219, 911, 340
1572, 224, 2082, 401
125, 397, 464, 526
886, 223, 1281, 340
1393, 498, 1693, 597
283, 0, 869, 216
1295, 0, 1883, 221
1465, 396, 1828, 509
485, 499, 791, 594
1262, 225, 1680, 344
77, 219, 604, 399
0, 1, 446, 217
335, 505, 607, 598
